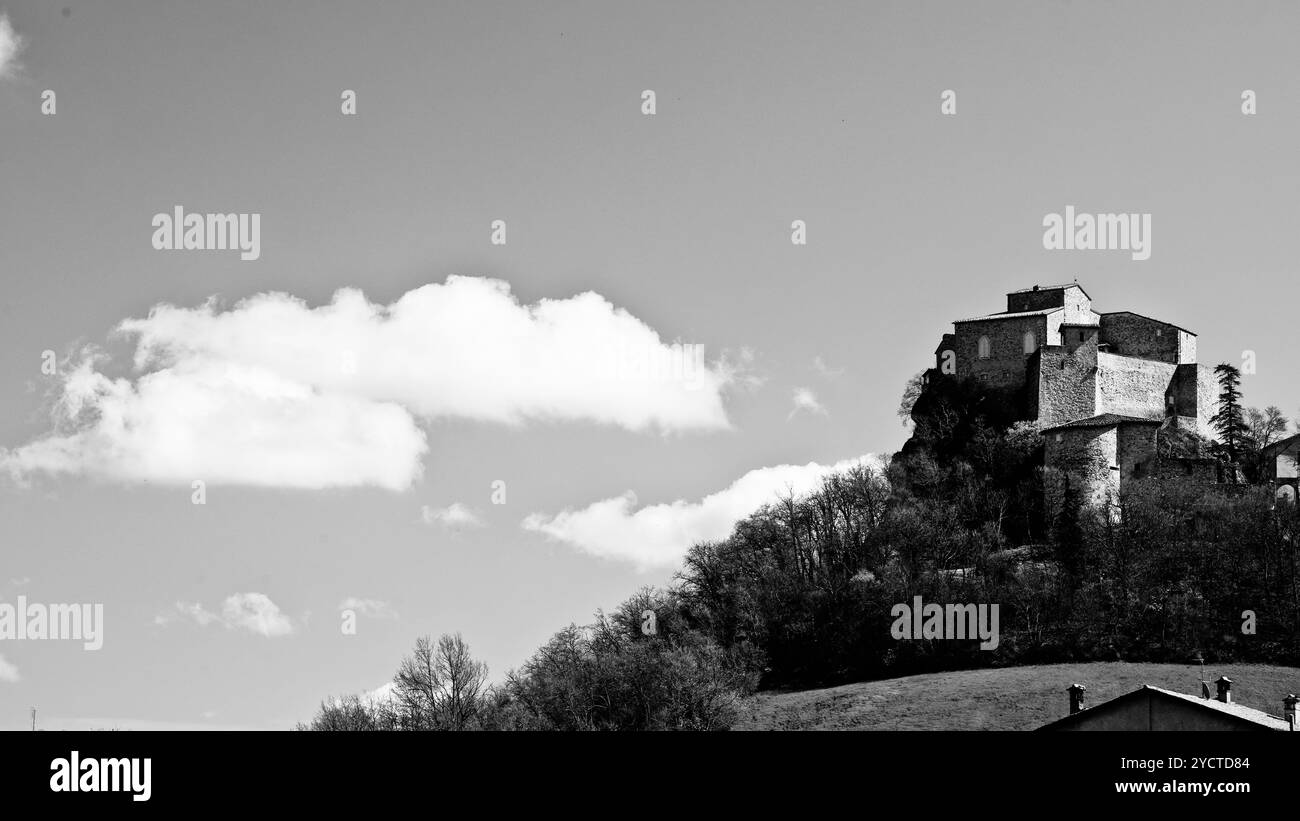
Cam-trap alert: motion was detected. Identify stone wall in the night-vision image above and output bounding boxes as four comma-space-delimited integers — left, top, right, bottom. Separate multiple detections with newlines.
1007, 288, 1065, 313
1117, 423, 1159, 482
1095, 352, 1172, 420
953, 314, 1049, 391
1006, 285, 1092, 316
1038, 344, 1098, 429
1044, 425, 1119, 517
934, 333, 957, 371
1099, 312, 1190, 364
1168, 363, 1218, 440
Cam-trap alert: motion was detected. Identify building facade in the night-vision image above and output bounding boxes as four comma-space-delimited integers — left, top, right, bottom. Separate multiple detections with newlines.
1261, 433, 1300, 504
927, 284, 1219, 512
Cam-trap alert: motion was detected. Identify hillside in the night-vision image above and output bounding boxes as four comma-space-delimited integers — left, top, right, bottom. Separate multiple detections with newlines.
737, 662, 1300, 730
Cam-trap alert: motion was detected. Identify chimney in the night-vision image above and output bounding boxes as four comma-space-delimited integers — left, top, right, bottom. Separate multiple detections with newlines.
1032, 285, 1040, 292
1216, 676, 1233, 704
1285, 694, 1298, 730
1068, 683, 1087, 714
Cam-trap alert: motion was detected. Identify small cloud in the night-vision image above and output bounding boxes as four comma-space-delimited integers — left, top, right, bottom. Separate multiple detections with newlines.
9, 577, 30, 587
788, 387, 827, 419
366, 682, 396, 705
338, 597, 398, 619
0, 652, 18, 683
524, 453, 881, 569
722, 346, 766, 392
328, 681, 396, 711
420, 502, 484, 530
0, 13, 25, 80
200, 710, 217, 720
813, 356, 844, 379
160, 592, 295, 637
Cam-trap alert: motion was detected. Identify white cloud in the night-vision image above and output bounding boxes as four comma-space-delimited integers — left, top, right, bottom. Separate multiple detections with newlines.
813, 356, 844, 379
0, 14, 24, 80
523, 453, 880, 569
161, 592, 295, 637
339, 597, 398, 619
329, 681, 396, 711
0, 652, 18, 683
788, 387, 827, 419
2, 277, 734, 490
366, 682, 396, 705
420, 502, 484, 530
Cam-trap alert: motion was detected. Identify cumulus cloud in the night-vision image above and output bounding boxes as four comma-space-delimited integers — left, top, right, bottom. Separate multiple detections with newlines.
339, 597, 398, 619
0, 13, 24, 80
788, 387, 827, 419
523, 453, 880, 569
0, 652, 18, 683
2, 277, 735, 490
160, 592, 295, 637
420, 502, 484, 530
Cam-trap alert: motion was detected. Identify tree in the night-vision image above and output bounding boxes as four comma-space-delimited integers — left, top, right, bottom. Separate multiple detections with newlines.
1247, 406, 1289, 450
1210, 363, 1255, 467
392, 633, 490, 730
435, 633, 490, 729
1246, 406, 1289, 481
295, 694, 388, 731
898, 371, 926, 426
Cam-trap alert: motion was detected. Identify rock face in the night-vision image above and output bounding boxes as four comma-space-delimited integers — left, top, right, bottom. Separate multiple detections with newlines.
924, 283, 1219, 512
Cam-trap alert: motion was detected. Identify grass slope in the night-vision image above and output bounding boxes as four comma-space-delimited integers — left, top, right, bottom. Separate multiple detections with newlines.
738, 662, 1300, 730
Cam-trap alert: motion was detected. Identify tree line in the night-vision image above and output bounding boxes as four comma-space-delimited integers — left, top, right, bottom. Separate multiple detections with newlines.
301, 362, 1300, 730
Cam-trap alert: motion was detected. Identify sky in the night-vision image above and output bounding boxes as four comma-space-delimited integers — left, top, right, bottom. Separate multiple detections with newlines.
1, 0, 1298, 730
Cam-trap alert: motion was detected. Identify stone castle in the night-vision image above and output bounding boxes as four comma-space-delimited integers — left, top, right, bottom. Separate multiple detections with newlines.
926, 283, 1220, 511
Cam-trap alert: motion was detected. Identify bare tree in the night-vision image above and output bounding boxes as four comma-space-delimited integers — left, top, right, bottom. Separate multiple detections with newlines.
391, 633, 490, 730
436, 633, 490, 730
393, 635, 442, 729
1248, 406, 1289, 450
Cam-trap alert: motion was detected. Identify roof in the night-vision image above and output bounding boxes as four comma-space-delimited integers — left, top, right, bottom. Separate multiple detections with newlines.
1262, 432, 1300, 457
954, 307, 1061, 324
1009, 282, 1092, 300
1040, 685, 1293, 731
1041, 413, 1163, 433
1100, 311, 1196, 337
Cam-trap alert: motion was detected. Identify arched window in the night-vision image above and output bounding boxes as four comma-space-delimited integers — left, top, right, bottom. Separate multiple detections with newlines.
1277, 484, 1296, 505
1023, 330, 1037, 354
977, 336, 991, 359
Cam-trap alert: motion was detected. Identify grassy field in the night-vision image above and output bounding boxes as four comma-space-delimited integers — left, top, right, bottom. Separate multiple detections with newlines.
737, 662, 1300, 730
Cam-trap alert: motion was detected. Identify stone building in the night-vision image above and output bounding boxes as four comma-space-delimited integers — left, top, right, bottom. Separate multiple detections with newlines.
1261, 433, 1300, 504
927, 283, 1219, 512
